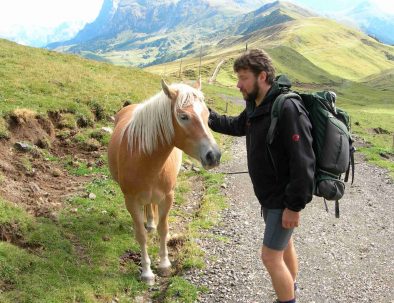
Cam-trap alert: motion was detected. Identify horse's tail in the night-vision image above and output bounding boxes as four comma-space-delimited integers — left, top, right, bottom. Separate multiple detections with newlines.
144, 204, 159, 231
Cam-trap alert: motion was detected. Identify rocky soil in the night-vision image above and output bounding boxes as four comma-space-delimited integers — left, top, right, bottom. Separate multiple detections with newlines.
183, 137, 394, 303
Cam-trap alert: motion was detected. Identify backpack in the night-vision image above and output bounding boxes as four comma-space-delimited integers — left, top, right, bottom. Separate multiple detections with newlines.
266, 79, 355, 218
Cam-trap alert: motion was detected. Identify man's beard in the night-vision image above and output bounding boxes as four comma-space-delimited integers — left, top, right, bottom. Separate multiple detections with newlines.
244, 80, 260, 103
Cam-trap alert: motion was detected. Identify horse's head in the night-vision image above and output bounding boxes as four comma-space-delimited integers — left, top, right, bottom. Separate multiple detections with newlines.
162, 79, 221, 170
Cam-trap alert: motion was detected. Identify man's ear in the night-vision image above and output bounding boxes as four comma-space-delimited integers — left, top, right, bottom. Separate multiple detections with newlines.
161, 79, 178, 100
258, 71, 267, 83
193, 77, 202, 90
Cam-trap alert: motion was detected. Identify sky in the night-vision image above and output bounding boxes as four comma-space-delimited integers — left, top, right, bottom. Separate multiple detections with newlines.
290, 0, 394, 14
0, 0, 104, 32
0, 0, 393, 33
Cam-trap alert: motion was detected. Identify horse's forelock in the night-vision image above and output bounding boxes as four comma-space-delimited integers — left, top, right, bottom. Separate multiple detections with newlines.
172, 84, 204, 110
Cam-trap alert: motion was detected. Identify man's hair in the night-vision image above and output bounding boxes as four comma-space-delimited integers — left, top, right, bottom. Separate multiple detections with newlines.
233, 49, 275, 84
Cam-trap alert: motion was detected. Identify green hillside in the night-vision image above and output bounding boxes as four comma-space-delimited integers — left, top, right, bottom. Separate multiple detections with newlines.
361, 68, 394, 90
227, 17, 394, 81
0, 39, 163, 118
274, 18, 394, 81
147, 17, 394, 83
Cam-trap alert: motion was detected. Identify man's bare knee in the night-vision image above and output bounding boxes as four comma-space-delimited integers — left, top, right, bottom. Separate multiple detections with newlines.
261, 246, 284, 269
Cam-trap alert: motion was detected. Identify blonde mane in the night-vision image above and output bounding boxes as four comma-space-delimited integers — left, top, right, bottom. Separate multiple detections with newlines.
124, 83, 204, 154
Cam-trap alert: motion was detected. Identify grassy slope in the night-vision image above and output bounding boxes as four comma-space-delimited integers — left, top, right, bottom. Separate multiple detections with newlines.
147, 17, 394, 82
275, 18, 394, 81
0, 39, 241, 302
0, 39, 161, 117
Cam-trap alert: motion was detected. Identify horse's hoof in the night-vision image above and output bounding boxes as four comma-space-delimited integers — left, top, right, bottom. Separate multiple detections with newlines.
157, 267, 171, 277
141, 275, 155, 285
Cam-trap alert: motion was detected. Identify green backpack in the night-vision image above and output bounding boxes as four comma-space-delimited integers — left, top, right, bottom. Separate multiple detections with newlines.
267, 81, 355, 218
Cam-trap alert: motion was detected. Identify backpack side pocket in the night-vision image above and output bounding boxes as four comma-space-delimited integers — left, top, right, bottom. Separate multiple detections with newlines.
315, 173, 345, 201
319, 114, 350, 174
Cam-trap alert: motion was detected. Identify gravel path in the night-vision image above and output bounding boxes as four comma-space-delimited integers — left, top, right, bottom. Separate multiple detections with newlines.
184, 136, 394, 303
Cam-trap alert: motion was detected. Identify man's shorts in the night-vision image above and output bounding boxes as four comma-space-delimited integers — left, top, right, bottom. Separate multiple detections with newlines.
262, 208, 294, 251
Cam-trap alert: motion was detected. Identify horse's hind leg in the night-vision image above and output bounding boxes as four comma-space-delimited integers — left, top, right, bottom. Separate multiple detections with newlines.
157, 191, 173, 277
125, 197, 155, 285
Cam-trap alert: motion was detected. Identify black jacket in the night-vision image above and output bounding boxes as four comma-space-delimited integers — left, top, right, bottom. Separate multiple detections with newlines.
209, 79, 315, 211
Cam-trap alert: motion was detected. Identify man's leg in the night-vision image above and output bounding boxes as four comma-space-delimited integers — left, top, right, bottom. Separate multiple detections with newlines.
283, 237, 298, 281
262, 209, 296, 302
261, 245, 295, 302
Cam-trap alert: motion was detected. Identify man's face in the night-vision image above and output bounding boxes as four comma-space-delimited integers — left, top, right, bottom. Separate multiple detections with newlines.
236, 69, 260, 103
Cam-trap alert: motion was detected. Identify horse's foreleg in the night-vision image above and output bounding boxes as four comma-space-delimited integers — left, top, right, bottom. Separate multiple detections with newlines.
125, 198, 155, 285
144, 204, 157, 233
157, 191, 173, 276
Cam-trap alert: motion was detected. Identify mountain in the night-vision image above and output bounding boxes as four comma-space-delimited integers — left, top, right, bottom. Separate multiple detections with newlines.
46, 0, 394, 79
48, 0, 315, 66
233, 1, 315, 35
48, 0, 266, 47
331, 1, 394, 45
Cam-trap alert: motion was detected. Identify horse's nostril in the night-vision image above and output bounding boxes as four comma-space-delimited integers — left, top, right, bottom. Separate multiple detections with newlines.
206, 151, 214, 163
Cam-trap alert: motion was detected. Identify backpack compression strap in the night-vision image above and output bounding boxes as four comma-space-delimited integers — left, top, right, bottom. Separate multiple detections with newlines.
267, 92, 301, 145
344, 146, 356, 184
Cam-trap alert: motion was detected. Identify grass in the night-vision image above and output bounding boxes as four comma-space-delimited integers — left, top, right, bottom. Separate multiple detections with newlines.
334, 82, 394, 177
0, 162, 147, 303
0, 39, 162, 119
280, 18, 394, 81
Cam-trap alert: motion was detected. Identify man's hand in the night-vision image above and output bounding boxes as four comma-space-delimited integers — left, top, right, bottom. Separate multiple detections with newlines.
282, 208, 300, 229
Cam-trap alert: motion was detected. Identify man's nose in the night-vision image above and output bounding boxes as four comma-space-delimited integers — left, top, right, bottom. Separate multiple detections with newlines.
237, 81, 242, 89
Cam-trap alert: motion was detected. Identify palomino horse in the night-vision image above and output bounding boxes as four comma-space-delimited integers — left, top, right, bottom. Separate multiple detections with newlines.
108, 79, 221, 284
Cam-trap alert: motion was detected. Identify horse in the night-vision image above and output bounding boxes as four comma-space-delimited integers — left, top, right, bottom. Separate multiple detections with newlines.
108, 79, 221, 284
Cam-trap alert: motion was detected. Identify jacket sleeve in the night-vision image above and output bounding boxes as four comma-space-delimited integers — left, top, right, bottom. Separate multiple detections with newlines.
208, 108, 247, 137
279, 99, 315, 211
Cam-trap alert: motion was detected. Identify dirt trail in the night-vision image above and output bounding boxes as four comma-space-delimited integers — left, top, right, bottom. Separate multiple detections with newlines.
184, 136, 394, 303
209, 60, 226, 84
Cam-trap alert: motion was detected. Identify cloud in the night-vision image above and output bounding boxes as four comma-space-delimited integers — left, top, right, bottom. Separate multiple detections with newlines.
0, 0, 103, 29
372, 0, 394, 14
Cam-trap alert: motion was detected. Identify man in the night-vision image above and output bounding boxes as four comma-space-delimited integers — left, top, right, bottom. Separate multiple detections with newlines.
208, 49, 315, 303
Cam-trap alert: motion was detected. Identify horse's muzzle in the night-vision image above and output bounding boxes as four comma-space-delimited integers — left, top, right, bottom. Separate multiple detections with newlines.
201, 144, 221, 169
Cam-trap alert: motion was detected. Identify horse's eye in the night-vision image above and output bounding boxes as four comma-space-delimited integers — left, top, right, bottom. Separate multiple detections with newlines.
179, 114, 189, 121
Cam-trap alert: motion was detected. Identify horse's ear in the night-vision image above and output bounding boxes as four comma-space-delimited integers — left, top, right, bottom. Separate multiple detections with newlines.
193, 77, 202, 90
161, 79, 177, 100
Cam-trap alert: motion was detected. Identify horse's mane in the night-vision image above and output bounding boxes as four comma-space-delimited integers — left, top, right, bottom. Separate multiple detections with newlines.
124, 83, 204, 154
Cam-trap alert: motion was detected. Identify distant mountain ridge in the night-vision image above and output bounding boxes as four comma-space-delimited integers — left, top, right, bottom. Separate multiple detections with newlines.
48, 0, 266, 49
46, 0, 394, 73
344, 1, 394, 45
47, 0, 311, 65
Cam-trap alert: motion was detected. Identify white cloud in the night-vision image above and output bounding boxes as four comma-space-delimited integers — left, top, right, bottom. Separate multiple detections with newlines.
0, 0, 103, 31
372, 0, 394, 14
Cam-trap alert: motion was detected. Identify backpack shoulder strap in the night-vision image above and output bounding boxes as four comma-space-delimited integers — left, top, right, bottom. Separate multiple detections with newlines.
267, 92, 301, 145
